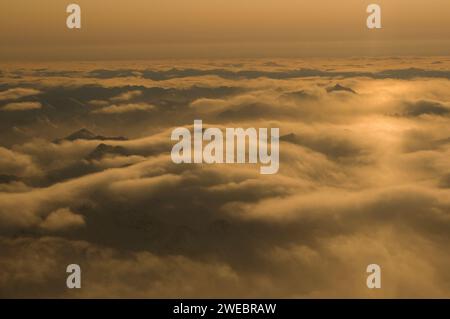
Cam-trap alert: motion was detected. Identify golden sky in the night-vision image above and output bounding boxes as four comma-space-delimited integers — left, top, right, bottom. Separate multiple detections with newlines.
0, 0, 449, 59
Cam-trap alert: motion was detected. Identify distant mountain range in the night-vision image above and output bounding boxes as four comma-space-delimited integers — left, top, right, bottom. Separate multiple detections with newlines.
86, 143, 131, 160
54, 128, 128, 143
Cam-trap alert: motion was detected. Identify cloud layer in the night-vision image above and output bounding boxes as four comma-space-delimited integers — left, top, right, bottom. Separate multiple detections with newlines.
0, 57, 449, 297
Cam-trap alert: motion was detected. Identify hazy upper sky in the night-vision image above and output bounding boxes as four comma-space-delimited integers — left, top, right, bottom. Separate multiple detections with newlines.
0, 0, 449, 59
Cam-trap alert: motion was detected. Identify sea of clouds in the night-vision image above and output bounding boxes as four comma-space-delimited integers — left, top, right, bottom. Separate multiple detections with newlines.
0, 57, 449, 297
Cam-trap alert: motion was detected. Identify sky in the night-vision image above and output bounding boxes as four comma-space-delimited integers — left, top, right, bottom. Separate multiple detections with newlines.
0, 0, 449, 60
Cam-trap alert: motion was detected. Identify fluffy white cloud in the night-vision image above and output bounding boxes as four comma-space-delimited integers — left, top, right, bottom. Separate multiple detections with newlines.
110, 90, 142, 102
39, 208, 85, 231
0, 88, 40, 101
1, 102, 42, 111
93, 103, 155, 114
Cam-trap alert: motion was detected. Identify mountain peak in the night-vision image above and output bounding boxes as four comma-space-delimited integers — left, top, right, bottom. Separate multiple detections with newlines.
65, 128, 97, 141
54, 128, 128, 143
326, 84, 357, 94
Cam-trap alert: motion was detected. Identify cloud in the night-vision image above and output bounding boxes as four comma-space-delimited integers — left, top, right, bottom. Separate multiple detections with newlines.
83, 67, 450, 81
0, 237, 241, 298
88, 99, 109, 106
39, 208, 85, 231
92, 103, 155, 114
0, 146, 38, 177
402, 100, 450, 117
1, 102, 42, 111
0, 88, 40, 101
110, 90, 143, 102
